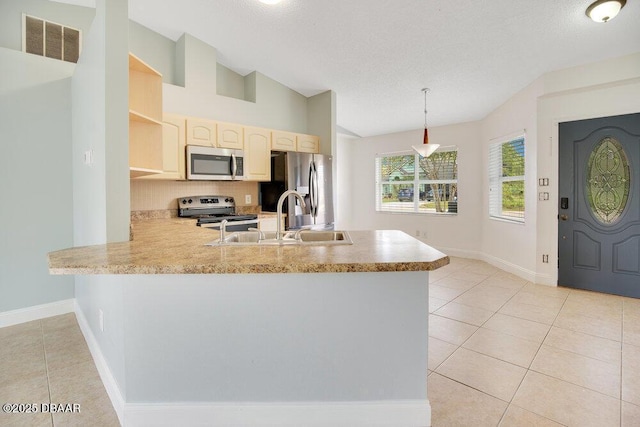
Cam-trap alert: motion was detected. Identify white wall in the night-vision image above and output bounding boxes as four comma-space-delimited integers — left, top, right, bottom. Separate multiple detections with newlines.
481, 79, 544, 280
335, 133, 356, 230
339, 122, 483, 256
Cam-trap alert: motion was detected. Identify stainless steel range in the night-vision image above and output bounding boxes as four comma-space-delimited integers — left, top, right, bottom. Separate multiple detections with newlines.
177, 195, 258, 231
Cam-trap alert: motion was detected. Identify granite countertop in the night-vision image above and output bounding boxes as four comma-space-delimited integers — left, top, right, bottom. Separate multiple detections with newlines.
48, 218, 449, 275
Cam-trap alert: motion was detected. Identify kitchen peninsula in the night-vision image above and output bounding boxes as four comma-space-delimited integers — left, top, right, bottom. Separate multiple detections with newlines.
49, 219, 448, 426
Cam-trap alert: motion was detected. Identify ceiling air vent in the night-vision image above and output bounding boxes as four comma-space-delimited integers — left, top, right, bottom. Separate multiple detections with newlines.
22, 14, 81, 63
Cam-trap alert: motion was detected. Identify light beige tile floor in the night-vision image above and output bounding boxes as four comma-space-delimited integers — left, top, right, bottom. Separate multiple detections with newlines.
0, 314, 119, 427
1, 256, 638, 427
429, 257, 639, 427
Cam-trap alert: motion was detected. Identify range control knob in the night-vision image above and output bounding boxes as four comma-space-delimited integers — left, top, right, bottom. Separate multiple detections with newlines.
226, 197, 233, 203
181, 199, 187, 205
188, 199, 193, 204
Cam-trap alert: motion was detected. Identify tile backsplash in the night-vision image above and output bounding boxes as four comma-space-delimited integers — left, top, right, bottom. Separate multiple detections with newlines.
130, 180, 259, 211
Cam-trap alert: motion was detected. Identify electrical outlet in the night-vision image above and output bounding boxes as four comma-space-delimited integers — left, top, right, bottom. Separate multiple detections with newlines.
99, 309, 104, 332
245, 194, 252, 204
542, 254, 549, 263
83, 150, 93, 165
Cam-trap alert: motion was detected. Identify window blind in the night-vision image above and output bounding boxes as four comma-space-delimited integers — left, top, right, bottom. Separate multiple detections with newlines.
489, 137, 525, 222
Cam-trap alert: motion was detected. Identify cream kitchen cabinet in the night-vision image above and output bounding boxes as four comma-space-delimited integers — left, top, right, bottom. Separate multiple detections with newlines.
186, 118, 217, 147
296, 134, 320, 154
217, 122, 244, 149
271, 130, 297, 151
129, 53, 163, 178
243, 126, 271, 181
136, 114, 186, 180
272, 130, 320, 154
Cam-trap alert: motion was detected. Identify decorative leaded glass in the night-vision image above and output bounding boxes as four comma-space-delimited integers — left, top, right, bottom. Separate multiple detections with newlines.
586, 137, 630, 225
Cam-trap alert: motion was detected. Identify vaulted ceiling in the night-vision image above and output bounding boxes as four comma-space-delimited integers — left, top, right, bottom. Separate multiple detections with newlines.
59, 0, 640, 137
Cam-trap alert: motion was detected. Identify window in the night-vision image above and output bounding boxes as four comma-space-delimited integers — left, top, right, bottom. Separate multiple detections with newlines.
23, 14, 81, 63
489, 136, 525, 222
376, 148, 458, 214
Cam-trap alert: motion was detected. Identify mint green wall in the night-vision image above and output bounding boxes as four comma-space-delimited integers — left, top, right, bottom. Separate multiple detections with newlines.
73, 0, 130, 406
128, 20, 176, 84
0, 48, 75, 312
0, 0, 94, 51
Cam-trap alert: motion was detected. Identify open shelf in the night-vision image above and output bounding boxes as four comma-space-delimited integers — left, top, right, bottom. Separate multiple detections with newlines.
129, 52, 163, 176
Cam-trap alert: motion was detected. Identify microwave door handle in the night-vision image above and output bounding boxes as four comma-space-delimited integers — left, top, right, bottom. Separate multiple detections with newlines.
231, 153, 237, 180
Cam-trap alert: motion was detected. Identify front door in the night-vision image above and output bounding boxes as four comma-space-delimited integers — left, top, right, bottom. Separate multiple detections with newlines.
558, 113, 640, 298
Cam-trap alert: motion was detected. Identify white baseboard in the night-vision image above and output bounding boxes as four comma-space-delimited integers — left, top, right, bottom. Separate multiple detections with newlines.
479, 253, 537, 283
75, 302, 125, 426
435, 247, 553, 285
0, 299, 74, 328
124, 401, 431, 427
433, 246, 482, 260
533, 273, 557, 286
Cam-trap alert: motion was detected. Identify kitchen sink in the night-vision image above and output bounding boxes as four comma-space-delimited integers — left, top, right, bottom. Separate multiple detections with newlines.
295, 231, 351, 243
205, 230, 353, 246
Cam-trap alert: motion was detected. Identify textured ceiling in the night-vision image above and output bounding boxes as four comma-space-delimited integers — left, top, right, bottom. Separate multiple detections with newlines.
57, 0, 640, 137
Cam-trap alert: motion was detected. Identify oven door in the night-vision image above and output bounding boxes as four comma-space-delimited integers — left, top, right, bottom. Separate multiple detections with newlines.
187, 145, 244, 180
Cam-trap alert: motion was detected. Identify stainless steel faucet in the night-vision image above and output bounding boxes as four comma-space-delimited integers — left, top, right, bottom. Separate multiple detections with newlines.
276, 190, 306, 240
218, 219, 228, 244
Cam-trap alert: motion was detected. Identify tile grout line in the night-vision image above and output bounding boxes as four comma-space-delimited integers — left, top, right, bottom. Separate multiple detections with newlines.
436, 267, 527, 426
502, 287, 571, 425
457, 268, 565, 426
39, 320, 55, 427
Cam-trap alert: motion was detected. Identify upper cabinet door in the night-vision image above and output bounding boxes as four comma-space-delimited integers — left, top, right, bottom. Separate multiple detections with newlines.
217, 122, 244, 150
296, 134, 320, 154
186, 118, 217, 147
244, 126, 271, 181
271, 130, 296, 151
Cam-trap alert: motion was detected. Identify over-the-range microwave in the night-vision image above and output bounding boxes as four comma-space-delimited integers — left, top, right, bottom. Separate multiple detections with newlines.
186, 145, 245, 181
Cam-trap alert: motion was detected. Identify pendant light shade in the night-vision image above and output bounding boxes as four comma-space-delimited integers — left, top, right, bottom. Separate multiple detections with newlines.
412, 88, 440, 157
585, 0, 626, 22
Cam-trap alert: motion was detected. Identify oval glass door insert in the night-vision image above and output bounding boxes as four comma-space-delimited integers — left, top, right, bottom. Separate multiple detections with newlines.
586, 137, 631, 225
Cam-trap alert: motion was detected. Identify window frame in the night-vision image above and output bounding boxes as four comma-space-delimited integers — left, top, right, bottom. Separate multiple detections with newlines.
488, 135, 526, 223
375, 148, 458, 215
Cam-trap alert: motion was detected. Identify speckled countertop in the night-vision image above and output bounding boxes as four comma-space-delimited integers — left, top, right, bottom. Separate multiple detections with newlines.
48, 218, 449, 275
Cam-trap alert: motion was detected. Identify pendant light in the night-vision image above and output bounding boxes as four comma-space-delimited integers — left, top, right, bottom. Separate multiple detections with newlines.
412, 88, 440, 157
585, 0, 626, 22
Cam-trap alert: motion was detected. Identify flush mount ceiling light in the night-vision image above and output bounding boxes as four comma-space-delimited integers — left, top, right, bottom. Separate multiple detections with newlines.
259, 0, 282, 4
412, 88, 440, 158
586, 0, 626, 22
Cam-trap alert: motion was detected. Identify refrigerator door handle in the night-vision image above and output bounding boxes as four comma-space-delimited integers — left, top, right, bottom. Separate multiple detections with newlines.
311, 161, 319, 218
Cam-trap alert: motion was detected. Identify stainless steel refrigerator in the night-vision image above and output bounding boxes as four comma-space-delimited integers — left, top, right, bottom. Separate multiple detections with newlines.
260, 151, 334, 230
